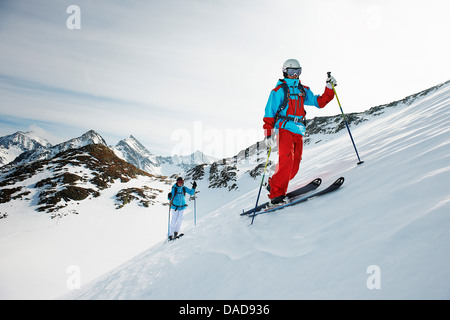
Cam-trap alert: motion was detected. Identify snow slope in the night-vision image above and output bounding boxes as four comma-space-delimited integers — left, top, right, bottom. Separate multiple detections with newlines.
0, 173, 170, 300
66, 81, 450, 300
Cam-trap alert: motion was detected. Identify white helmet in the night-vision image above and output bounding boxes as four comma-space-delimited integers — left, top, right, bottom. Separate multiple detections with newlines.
282, 59, 302, 77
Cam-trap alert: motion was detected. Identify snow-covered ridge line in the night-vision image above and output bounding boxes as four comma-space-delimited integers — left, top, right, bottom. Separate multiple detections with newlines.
1, 129, 218, 179
183, 79, 450, 190
7, 130, 107, 166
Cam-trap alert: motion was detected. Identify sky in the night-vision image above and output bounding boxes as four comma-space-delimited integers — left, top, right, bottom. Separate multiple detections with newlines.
0, 0, 449, 158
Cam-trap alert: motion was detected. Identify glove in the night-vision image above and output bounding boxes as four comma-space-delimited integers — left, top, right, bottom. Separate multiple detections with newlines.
167, 192, 172, 200
326, 74, 337, 89
192, 181, 197, 189
265, 134, 277, 148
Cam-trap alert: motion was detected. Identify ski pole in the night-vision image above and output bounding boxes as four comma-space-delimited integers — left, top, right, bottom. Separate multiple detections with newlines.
194, 192, 197, 226
251, 146, 272, 225
167, 205, 171, 239
328, 72, 364, 165
191, 182, 197, 226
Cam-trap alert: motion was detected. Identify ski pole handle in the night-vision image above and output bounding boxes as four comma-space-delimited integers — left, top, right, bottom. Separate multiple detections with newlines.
327, 71, 335, 86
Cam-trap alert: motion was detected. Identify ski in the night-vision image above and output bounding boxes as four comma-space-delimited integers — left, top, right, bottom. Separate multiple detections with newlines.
167, 233, 184, 242
250, 177, 345, 217
240, 178, 322, 216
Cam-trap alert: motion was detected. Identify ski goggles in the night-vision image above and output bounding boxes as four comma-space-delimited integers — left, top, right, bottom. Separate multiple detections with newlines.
284, 67, 302, 77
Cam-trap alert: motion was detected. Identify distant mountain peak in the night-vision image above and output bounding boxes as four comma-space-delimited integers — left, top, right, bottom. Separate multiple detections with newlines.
0, 131, 52, 166
6, 130, 108, 166
0, 131, 51, 149
112, 136, 158, 174
76, 130, 107, 146
117, 135, 152, 156
111, 135, 218, 177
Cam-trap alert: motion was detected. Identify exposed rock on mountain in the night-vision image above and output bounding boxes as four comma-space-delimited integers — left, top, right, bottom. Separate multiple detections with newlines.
0, 144, 167, 213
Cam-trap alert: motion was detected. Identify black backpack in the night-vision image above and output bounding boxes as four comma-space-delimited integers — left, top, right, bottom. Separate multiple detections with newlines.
167, 185, 186, 201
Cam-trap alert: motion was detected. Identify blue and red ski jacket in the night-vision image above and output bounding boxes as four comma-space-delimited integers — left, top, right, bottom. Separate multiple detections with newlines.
263, 78, 334, 137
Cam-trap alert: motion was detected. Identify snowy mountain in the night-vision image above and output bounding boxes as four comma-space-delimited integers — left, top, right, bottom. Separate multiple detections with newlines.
0, 129, 217, 216
1, 80, 449, 299
1, 130, 216, 179
0, 131, 51, 166
9, 130, 107, 166
112, 135, 160, 174
156, 150, 218, 175
112, 135, 217, 176
0, 143, 170, 214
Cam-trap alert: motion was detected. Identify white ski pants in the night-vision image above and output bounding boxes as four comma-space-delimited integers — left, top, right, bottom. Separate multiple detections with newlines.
169, 208, 186, 237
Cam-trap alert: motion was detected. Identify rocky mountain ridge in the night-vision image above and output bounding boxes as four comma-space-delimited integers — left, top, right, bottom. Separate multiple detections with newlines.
1, 130, 216, 176
0, 144, 170, 215
0, 130, 215, 215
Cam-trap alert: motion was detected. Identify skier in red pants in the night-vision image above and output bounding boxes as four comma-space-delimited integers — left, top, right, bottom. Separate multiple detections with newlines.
263, 59, 337, 205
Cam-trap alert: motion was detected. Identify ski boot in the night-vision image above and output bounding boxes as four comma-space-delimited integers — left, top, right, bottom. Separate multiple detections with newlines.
267, 195, 289, 208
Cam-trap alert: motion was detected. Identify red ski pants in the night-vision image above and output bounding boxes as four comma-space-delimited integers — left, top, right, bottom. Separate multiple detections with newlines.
269, 129, 303, 199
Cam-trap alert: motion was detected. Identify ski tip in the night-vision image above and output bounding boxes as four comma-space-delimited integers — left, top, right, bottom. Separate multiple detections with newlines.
334, 177, 345, 186
313, 178, 322, 186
